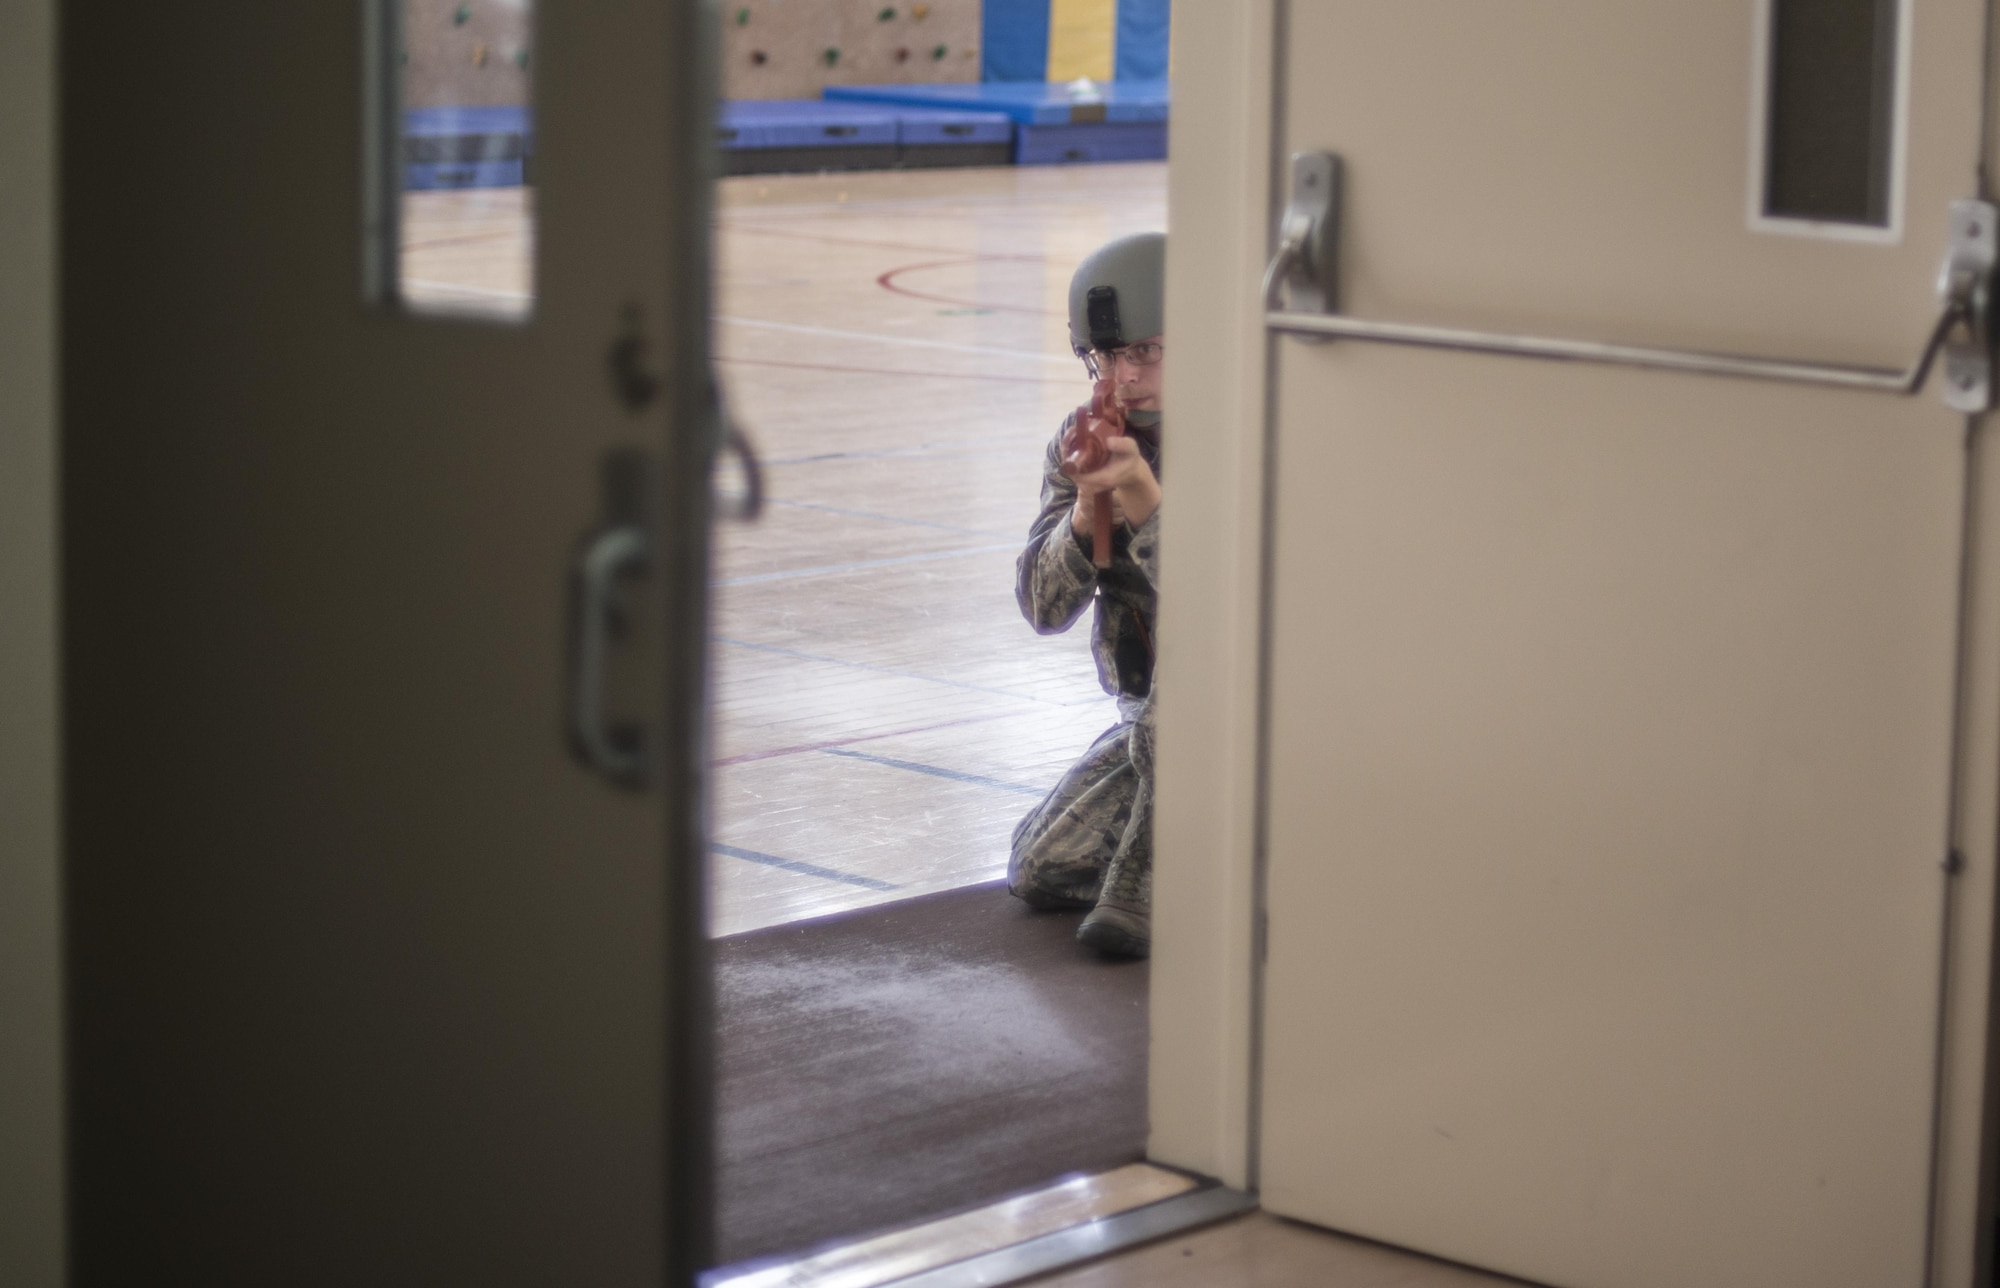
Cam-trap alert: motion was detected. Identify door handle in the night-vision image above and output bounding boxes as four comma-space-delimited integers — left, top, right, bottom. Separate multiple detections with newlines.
567, 449, 653, 789
1263, 151, 1996, 412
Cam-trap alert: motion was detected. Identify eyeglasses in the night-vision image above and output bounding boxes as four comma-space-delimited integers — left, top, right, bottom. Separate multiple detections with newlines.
1081, 341, 1164, 380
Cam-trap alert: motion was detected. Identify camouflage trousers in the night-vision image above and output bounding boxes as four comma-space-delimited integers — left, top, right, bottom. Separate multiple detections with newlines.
1008, 694, 1153, 916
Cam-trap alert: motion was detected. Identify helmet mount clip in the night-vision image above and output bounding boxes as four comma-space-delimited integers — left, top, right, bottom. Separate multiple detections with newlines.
1085, 285, 1124, 352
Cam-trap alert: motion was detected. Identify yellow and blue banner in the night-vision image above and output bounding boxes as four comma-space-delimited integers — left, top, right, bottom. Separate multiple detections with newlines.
982, 0, 1171, 84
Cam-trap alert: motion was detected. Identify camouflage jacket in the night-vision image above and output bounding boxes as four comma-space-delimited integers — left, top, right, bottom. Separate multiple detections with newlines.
1015, 415, 1161, 699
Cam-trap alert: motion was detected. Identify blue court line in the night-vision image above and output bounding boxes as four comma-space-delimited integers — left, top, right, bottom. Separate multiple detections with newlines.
823, 747, 1047, 797
711, 843, 901, 892
768, 497, 1015, 539
716, 543, 1018, 587
715, 636, 1067, 705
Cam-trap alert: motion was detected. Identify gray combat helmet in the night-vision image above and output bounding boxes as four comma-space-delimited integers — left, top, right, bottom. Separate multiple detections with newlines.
1067, 232, 1166, 357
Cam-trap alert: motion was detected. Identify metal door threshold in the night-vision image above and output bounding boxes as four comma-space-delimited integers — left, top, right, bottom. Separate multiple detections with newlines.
703, 1164, 1257, 1288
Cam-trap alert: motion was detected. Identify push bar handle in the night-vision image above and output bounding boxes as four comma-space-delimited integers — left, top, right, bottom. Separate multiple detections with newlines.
1262, 152, 1996, 413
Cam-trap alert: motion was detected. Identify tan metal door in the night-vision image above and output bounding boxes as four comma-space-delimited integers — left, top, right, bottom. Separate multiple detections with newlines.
60, 1, 717, 1282
1257, 4, 1989, 1286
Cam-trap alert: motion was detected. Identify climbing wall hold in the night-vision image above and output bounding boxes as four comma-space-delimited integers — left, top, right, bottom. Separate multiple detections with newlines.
452, 3, 469, 25
715, 0, 976, 101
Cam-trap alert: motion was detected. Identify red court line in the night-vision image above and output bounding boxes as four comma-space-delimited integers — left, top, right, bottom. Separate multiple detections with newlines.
714, 711, 1022, 767
714, 356, 1069, 385
718, 221, 1044, 262
875, 258, 1062, 317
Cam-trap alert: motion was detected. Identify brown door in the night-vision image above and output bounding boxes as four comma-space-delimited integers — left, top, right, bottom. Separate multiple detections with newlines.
61, 0, 717, 1281
1248, 3, 1994, 1286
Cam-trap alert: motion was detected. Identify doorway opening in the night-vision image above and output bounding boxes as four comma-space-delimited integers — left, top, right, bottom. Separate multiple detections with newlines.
378, 1, 1181, 1274
703, 2, 1176, 1275
707, 161, 1167, 1271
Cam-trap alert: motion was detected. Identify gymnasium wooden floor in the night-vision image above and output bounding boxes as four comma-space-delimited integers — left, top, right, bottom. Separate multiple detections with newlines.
404, 162, 1165, 935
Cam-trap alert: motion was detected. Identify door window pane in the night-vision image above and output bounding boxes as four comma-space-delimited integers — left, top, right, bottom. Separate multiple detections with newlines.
367, 0, 536, 320
1761, 0, 1899, 227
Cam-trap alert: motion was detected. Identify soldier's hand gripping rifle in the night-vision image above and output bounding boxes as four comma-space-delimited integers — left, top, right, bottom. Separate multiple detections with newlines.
1060, 378, 1127, 569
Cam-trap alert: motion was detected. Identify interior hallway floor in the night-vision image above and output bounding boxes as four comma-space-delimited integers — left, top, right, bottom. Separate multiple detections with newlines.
1025, 1212, 1525, 1288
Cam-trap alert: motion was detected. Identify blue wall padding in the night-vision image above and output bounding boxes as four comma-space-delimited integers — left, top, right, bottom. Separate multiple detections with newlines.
1114, 0, 1171, 82
982, 0, 1050, 82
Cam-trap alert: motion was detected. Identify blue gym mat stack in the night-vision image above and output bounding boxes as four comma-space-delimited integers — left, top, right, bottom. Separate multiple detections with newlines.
403, 106, 533, 191
402, 81, 1168, 190
717, 81, 1167, 174
715, 98, 1014, 175
825, 79, 1168, 165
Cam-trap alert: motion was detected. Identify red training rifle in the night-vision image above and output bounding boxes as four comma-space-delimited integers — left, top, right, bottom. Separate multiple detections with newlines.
1060, 378, 1127, 569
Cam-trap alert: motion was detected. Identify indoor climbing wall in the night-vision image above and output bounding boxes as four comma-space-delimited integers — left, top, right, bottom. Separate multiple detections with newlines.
403, 0, 532, 110
720, 0, 982, 101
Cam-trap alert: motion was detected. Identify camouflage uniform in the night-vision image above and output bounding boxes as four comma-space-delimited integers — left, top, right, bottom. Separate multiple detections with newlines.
1009, 416, 1161, 924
